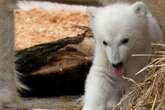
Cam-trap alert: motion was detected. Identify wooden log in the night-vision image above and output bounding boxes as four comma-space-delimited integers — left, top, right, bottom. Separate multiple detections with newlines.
16, 30, 94, 97
16, 33, 85, 74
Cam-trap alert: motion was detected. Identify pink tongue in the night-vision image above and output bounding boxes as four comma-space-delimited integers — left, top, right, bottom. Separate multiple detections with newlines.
112, 67, 124, 76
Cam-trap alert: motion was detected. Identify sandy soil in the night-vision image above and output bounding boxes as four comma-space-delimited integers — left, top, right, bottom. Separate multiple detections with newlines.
4, 96, 81, 110
15, 8, 89, 50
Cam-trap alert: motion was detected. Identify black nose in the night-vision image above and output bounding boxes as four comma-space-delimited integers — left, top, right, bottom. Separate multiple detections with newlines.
112, 62, 123, 68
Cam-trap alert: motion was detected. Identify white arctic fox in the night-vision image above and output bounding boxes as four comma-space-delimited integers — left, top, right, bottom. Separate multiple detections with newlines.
83, 1, 164, 110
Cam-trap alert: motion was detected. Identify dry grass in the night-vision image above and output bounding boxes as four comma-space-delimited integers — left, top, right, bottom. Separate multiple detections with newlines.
114, 43, 165, 110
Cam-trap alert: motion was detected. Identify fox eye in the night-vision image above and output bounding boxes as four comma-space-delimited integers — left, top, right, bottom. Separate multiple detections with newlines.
121, 38, 129, 45
103, 40, 108, 46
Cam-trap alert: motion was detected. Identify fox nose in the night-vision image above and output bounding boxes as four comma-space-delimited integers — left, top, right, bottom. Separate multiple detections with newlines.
112, 62, 123, 68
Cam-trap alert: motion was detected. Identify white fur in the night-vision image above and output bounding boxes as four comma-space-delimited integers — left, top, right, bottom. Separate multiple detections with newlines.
83, 1, 164, 110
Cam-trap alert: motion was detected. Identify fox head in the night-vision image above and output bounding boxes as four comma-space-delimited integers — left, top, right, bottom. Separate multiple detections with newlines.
88, 2, 152, 75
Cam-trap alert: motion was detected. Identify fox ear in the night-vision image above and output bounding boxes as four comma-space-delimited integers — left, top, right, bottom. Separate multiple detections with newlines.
87, 7, 97, 19
132, 1, 147, 16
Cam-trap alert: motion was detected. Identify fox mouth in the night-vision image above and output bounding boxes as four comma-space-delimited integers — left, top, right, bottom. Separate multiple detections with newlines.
111, 63, 125, 76
112, 66, 125, 76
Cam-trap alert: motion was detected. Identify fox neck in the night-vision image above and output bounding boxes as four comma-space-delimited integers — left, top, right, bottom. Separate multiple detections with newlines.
93, 42, 108, 66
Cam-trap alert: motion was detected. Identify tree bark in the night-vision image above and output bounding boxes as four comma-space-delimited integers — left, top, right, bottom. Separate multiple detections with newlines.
16, 31, 94, 97
16, 33, 85, 74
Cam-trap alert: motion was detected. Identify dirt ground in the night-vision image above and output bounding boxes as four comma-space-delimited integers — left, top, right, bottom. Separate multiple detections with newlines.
23, 96, 81, 110
4, 96, 81, 110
